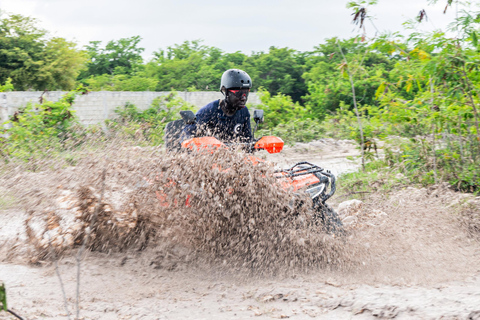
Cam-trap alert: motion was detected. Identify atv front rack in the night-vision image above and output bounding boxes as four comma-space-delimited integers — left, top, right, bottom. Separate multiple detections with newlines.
275, 162, 336, 203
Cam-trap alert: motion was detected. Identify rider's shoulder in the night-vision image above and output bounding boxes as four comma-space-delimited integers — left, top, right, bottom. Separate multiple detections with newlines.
198, 100, 220, 114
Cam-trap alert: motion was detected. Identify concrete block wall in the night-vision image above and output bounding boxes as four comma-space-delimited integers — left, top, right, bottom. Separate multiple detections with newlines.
1, 91, 261, 126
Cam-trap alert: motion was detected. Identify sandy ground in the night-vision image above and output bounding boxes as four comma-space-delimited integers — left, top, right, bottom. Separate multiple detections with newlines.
1, 140, 480, 320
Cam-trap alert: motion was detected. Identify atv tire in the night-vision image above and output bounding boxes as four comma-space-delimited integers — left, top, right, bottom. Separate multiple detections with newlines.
314, 202, 344, 235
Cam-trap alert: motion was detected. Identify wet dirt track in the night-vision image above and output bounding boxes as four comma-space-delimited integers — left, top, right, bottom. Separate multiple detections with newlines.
1, 139, 480, 320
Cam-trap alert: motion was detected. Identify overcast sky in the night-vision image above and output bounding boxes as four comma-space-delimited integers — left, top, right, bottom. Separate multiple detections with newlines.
1, 0, 456, 59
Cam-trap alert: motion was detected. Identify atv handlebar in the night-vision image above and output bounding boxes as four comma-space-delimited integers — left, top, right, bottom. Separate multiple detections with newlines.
319, 169, 336, 203
181, 136, 284, 154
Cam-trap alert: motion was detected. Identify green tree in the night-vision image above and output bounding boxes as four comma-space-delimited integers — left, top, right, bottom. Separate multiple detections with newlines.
145, 40, 246, 91
0, 14, 45, 90
244, 47, 308, 102
303, 37, 393, 119
37, 37, 88, 90
81, 36, 144, 77
0, 13, 87, 90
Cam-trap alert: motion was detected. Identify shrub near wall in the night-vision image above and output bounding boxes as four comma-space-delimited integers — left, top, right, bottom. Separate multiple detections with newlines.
106, 92, 196, 145
1, 89, 85, 162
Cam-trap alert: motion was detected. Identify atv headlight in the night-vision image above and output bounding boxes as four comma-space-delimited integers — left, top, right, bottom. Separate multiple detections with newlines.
305, 184, 325, 199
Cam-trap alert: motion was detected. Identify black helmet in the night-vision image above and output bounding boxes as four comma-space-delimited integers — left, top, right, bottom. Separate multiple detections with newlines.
220, 69, 252, 91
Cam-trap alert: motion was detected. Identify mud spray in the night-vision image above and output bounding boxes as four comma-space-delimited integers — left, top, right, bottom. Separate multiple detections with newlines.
2, 145, 355, 275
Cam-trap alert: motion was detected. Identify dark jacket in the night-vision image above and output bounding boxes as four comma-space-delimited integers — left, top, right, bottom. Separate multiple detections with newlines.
182, 100, 252, 142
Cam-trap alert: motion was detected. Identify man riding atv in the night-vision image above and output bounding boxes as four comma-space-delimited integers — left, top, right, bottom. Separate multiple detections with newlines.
180, 69, 253, 143
163, 69, 343, 234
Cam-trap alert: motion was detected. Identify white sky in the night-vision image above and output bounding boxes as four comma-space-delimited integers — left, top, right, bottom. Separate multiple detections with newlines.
0, 0, 457, 59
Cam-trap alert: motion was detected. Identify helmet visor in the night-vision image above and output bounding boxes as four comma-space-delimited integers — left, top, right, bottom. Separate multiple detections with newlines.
228, 89, 249, 99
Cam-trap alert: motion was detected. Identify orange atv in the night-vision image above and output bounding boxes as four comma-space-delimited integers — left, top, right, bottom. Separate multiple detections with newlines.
164, 110, 344, 234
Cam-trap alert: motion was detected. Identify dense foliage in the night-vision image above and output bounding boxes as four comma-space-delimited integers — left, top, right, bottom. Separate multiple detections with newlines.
0, 88, 86, 162
1, 0, 480, 191
320, 0, 480, 192
0, 14, 87, 90
106, 92, 196, 145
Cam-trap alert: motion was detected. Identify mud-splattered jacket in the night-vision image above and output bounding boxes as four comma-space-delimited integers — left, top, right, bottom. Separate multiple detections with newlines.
182, 99, 252, 142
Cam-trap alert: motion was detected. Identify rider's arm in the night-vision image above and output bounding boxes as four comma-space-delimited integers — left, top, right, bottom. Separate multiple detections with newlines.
180, 122, 196, 142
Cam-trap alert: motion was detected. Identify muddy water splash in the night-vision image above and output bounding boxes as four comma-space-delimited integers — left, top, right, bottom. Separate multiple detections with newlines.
7, 145, 350, 273
133, 149, 347, 272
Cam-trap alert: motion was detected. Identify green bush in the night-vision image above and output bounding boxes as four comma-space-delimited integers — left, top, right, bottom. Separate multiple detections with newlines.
384, 137, 480, 192
257, 88, 312, 129
1, 88, 85, 162
254, 88, 325, 144
107, 91, 196, 145
257, 118, 324, 145
0, 78, 14, 92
